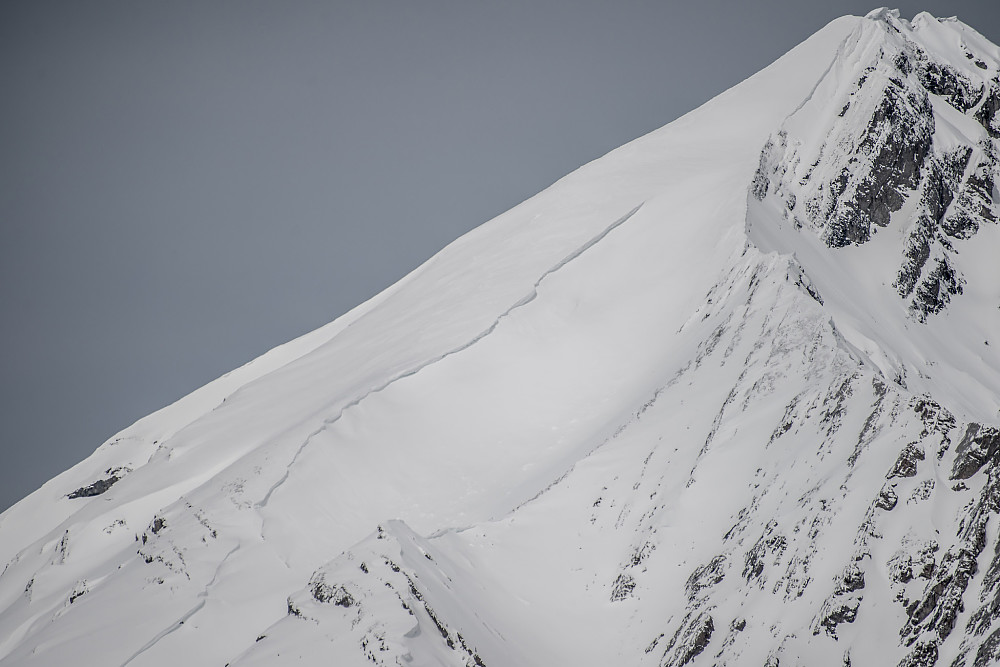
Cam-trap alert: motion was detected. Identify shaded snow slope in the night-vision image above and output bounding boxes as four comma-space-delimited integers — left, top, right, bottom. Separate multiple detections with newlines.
1, 10, 999, 667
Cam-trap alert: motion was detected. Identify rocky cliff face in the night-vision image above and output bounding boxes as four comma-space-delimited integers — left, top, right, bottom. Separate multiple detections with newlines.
0, 10, 998, 667
752, 9, 999, 323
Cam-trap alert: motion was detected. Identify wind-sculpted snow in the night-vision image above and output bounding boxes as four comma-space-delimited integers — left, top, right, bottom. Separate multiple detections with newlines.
1, 9, 999, 667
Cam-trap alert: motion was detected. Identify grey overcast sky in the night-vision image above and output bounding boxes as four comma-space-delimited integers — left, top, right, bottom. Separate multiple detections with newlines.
2, 1, 998, 512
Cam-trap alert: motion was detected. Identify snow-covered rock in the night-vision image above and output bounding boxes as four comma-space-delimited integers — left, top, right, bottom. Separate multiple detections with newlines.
1, 9, 998, 667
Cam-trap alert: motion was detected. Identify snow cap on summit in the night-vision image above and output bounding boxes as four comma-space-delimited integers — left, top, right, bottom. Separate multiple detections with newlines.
864, 7, 901, 22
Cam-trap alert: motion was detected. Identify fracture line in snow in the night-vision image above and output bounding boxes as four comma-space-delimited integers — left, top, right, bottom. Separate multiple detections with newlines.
496, 369, 677, 521
119, 600, 206, 667
783, 27, 858, 123
118, 543, 239, 667
200, 543, 242, 594
255, 203, 645, 510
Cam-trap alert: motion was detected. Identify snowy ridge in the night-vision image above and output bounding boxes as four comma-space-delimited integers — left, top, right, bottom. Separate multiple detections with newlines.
1, 10, 999, 667
749, 8, 1000, 419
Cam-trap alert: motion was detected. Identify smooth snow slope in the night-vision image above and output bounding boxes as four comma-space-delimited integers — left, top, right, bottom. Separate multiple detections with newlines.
2, 10, 999, 667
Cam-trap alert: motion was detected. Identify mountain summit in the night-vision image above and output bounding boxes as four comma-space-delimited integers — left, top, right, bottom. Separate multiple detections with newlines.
2, 9, 999, 667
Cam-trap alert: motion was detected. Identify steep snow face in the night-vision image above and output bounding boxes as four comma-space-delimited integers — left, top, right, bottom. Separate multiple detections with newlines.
1, 10, 999, 667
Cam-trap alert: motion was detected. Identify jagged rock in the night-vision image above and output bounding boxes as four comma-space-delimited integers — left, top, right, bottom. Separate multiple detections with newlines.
661, 611, 714, 667
818, 596, 861, 637
309, 574, 354, 607
973, 627, 1000, 667
910, 257, 963, 321
889, 444, 925, 479
951, 424, 1000, 480
889, 554, 914, 584
878, 485, 899, 510
974, 79, 1000, 136
286, 598, 302, 617
67, 467, 129, 499
909, 479, 935, 503
898, 640, 938, 667
751, 41, 941, 251
886, 541, 938, 586
685, 555, 726, 599
68, 581, 88, 604
962, 464, 1000, 639
67, 477, 118, 499
895, 52, 913, 75
823, 81, 934, 247
896, 214, 935, 298
424, 603, 450, 640
903, 523, 986, 646
895, 148, 973, 320
812, 561, 867, 637
941, 153, 997, 239
916, 542, 939, 580
926, 149, 971, 225
839, 564, 866, 593
913, 397, 957, 435
610, 573, 636, 602
743, 523, 786, 583
915, 54, 983, 112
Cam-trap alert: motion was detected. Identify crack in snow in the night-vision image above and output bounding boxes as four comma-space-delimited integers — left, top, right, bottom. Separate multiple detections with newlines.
119, 543, 240, 667
783, 27, 859, 123
119, 600, 205, 667
255, 203, 646, 511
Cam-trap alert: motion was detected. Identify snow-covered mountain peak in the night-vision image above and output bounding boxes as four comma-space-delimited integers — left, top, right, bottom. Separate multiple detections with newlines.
865, 7, 902, 21
748, 9, 1000, 421
1, 11, 999, 667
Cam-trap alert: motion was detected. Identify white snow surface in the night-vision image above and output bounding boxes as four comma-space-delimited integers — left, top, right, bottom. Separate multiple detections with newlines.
2, 10, 999, 667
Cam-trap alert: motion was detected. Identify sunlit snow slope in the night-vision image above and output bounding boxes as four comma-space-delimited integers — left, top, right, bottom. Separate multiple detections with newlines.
2, 9, 999, 667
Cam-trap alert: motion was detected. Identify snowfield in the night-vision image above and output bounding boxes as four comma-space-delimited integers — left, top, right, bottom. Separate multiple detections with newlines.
1, 9, 999, 667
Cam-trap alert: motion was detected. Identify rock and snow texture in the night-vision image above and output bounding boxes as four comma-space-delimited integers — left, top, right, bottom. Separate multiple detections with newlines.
1, 9, 999, 667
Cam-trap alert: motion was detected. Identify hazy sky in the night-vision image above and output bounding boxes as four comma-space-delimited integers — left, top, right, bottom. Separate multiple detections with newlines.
2, 1, 999, 512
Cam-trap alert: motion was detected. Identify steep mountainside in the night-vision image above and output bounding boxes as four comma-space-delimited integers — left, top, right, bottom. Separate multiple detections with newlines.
1, 9, 999, 667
